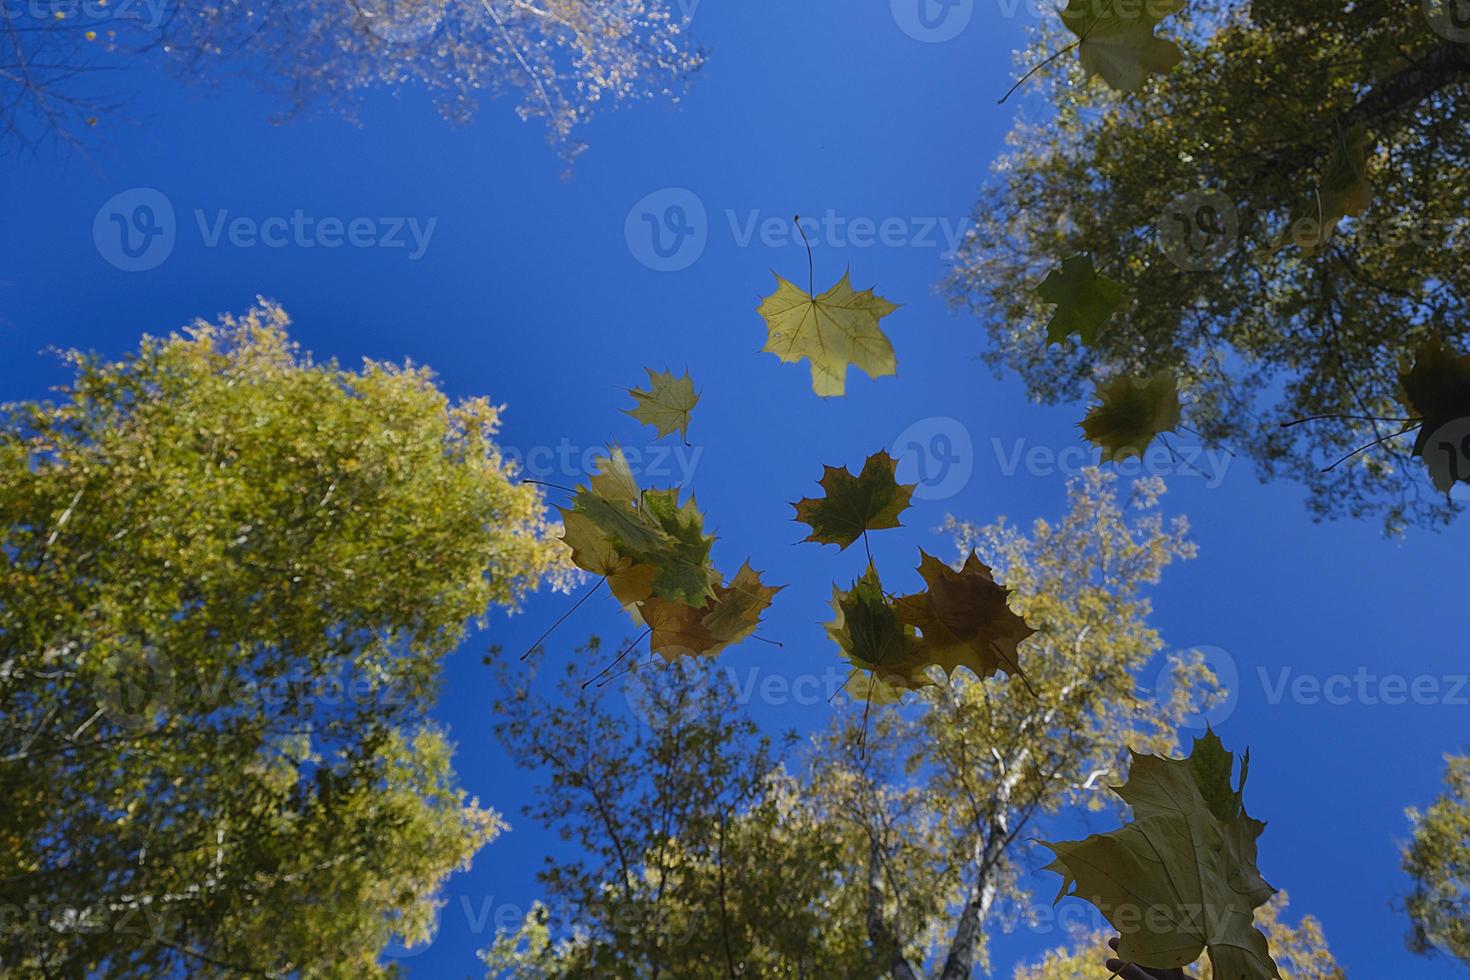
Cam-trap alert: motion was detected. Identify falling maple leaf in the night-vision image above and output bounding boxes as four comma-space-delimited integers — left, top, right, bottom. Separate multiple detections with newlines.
826, 564, 935, 704
624, 368, 699, 443
758, 271, 900, 397
1278, 125, 1373, 256
1398, 338, 1470, 492
1060, 0, 1185, 92
893, 549, 1036, 684
1080, 371, 1182, 462
557, 446, 718, 606
1041, 730, 1282, 980
793, 451, 915, 551
638, 562, 782, 661
1036, 254, 1125, 346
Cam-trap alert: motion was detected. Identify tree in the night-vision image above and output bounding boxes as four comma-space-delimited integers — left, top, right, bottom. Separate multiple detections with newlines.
1403, 753, 1470, 968
1011, 892, 1344, 980
0, 302, 567, 976
483, 470, 1250, 978
2, 0, 701, 156
947, 0, 1470, 532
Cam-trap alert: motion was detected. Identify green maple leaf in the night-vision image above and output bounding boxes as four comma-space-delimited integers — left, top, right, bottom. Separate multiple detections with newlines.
758, 271, 900, 397
1080, 370, 1182, 462
1041, 731, 1282, 980
1398, 338, 1470, 492
557, 447, 717, 606
893, 550, 1036, 684
1036, 255, 1125, 346
1060, 0, 1185, 93
624, 368, 699, 443
793, 451, 914, 550
826, 564, 934, 704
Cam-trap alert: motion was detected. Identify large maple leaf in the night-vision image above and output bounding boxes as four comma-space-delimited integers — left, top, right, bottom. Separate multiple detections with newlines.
793, 451, 915, 551
1042, 731, 1282, 980
893, 549, 1036, 684
1080, 371, 1182, 462
1060, 0, 1186, 92
758, 271, 900, 397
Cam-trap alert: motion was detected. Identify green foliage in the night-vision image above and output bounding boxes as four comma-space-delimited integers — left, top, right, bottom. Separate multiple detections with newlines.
1043, 731, 1280, 979
951, 0, 1470, 531
759, 271, 901, 397
1404, 754, 1470, 967
0, 303, 564, 976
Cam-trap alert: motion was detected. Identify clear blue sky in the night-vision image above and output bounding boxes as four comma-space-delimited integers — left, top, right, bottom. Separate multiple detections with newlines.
2, 1, 1464, 975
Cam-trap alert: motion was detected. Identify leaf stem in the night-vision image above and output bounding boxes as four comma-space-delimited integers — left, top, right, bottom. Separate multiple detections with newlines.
521, 577, 605, 660
794, 213, 815, 296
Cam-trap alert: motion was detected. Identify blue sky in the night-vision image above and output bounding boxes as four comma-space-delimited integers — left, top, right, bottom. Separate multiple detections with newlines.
2, 1, 1465, 975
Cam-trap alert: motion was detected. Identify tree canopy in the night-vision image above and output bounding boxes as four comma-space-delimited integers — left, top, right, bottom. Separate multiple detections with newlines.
483, 470, 1236, 978
1404, 754, 1470, 969
0, 303, 567, 975
2, 0, 701, 156
949, 0, 1470, 532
